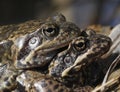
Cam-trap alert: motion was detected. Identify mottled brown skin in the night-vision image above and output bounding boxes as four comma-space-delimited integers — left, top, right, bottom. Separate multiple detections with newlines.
0, 14, 113, 92
14, 70, 94, 92
49, 30, 112, 88
12, 15, 80, 69
0, 64, 21, 92
73, 86, 93, 92
0, 13, 81, 69
0, 14, 66, 42
0, 16, 43, 66
15, 70, 70, 92
0, 14, 81, 91
0, 40, 13, 66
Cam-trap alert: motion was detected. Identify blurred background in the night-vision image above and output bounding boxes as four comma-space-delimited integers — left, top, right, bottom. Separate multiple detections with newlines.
0, 0, 120, 28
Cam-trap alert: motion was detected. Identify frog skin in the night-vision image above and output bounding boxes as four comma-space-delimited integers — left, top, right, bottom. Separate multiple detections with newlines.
13, 15, 80, 69
0, 40, 13, 66
0, 13, 66, 42
0, 64, 22, 91
0, 13, 81, 69
16, 30, 111, 92
14, 70, 71, 92
0, 14, 81, 91
0, 64, 93, 92
49, 30, 112, 80
13, 70, 93, 92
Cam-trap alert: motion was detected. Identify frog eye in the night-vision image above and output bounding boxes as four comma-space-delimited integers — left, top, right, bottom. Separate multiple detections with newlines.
28, 37, 40, 49
73, 40, 85, 51
42, 26, 59, 37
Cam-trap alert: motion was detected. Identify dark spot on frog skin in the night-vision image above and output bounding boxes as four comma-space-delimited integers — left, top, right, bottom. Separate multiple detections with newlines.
87, 53, 97, 59
48, 80, 53, 84
53, 84, 59, 90
6, 81, 11, 87
3, 88, 11, 92
3, 77, 8, 81
81, 29, 96, 37
47, 89, 52, 92
9, 78, 15, 83
26, 62, 31, 66
40, 80, 47, 87
12, 74, 18, 79
58, 88, 64, 92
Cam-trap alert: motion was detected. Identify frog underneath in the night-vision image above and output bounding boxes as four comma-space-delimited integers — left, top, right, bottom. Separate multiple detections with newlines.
0, 14, 81, 91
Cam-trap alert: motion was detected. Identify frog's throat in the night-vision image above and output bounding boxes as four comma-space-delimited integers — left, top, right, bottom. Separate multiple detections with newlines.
62, 48, 94, 77
22, 38, 73, 65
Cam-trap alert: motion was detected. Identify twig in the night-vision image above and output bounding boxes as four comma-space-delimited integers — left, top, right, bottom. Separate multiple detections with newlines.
92, 55, 120, 92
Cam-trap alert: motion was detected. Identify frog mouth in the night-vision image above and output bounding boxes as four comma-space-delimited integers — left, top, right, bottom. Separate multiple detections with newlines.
15, 39, 70, 69
24, 37, 71, 58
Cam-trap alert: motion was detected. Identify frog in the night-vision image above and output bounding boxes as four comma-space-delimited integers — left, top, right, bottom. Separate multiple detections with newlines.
0, 62, 93, 92
14, 70, 71, 92
48, 30, 112, 86
13, 29, 112, 92
0, 14, 113, 91
0, 13, 81, 69
0, 14, 81, 91
13, 70, 93, 92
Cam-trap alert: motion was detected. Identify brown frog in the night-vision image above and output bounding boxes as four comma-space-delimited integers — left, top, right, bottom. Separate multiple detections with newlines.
49, 30, 112, 87
14, 29, 112, 92
0, 14, 81, 91
1, 13, 81, 69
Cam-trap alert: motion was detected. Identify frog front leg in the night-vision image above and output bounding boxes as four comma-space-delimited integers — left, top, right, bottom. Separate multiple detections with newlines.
0, 64, 22, 92
15, 70, 71, 92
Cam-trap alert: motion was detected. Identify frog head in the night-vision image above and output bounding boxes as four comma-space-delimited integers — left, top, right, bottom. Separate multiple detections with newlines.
12, 14, 81, 69
49, 30, 112, 78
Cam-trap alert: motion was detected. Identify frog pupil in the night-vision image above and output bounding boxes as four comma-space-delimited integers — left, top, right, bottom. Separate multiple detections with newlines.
76, 42, 84, 48
46, 28, 55, 33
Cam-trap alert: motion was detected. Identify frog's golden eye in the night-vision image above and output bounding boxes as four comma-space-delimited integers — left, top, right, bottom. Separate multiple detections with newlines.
42, 26, 59, 37
73, 40, 85, 51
